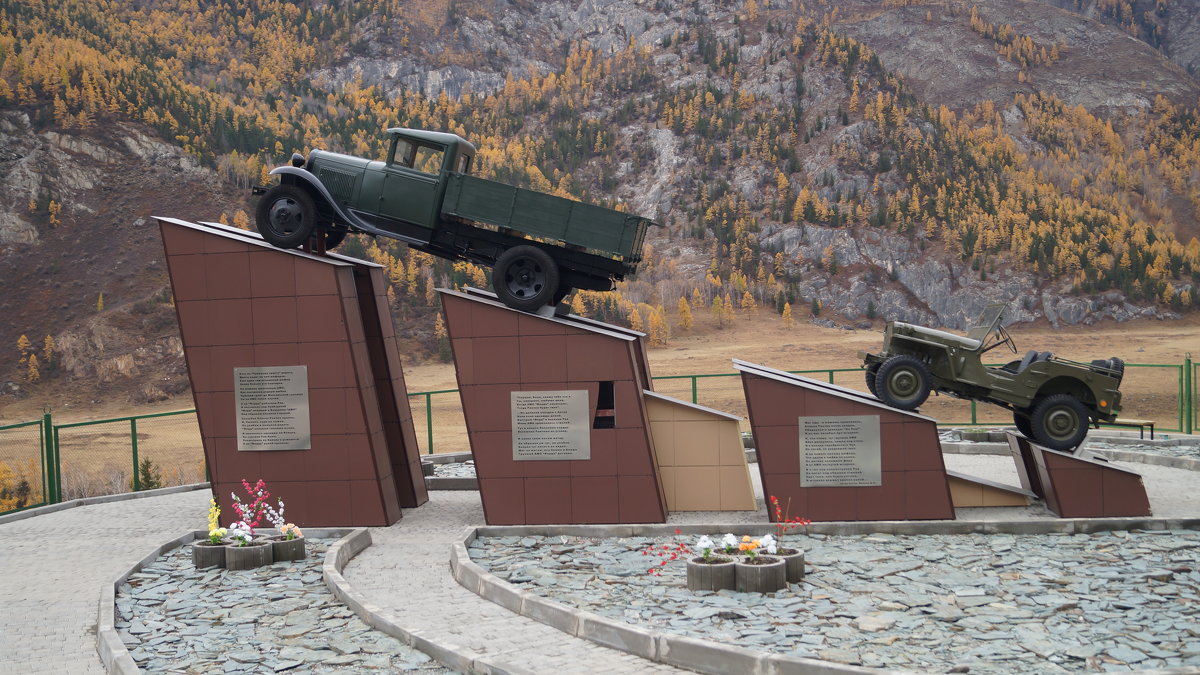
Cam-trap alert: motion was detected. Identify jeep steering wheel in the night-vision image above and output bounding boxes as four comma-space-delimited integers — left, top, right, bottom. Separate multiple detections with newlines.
984, 325, 1018, 354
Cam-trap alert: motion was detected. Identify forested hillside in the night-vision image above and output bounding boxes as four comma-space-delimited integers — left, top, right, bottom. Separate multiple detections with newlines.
1, 0, 1198, 401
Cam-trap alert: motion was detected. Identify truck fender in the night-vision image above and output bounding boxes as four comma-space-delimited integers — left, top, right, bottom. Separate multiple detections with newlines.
268, 167, 363, 230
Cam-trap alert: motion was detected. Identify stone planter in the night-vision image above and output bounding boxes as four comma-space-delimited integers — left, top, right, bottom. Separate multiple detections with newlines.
268, 535, 307, 562
191, 540, 226, 569
772, 547, 805, 582
225, 540, 274, 570
735, 556, 786, 593
686, 556, 736, 592
421, 461, 435, 477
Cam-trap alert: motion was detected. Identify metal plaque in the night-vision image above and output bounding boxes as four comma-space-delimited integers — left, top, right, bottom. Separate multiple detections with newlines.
511, 390, 591, 461
234, 366, 311, 452
799, 415, 881, 487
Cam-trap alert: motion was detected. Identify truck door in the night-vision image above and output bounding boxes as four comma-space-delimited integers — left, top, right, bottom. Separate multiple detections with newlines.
379, 138, 444, 228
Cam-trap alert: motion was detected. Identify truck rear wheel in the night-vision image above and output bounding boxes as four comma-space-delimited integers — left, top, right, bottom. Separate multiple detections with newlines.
1031, 394, 1089, 451
875, 354, 931, 411
256, 184, 317, 249
493, 245, 560, 312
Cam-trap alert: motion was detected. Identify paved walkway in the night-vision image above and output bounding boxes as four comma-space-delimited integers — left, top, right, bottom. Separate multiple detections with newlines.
344, 490, 690, 674
0, 490, 210, 675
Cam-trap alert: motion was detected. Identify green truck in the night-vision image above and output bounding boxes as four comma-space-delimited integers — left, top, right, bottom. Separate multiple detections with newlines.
252, 128, 653, 312
860, 303, 1125, 451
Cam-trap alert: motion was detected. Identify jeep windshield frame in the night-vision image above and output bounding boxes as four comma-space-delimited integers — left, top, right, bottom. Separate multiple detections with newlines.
972, 303, 1016, 353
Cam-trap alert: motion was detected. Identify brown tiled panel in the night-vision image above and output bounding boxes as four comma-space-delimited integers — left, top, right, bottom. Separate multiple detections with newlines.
158, 217, 426, 527
734, 359, 955, 522
1006, 432, 1152, 518
441, 289, 667, 525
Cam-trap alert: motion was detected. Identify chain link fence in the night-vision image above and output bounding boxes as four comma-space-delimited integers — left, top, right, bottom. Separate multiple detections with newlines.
0, 420, 46, 513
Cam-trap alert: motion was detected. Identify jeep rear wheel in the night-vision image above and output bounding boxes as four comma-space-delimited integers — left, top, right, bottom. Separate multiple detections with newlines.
493, 245, 560, 312
256, 184, 317, 249
1031, 394, 1089, 451
875, 355, 932, 411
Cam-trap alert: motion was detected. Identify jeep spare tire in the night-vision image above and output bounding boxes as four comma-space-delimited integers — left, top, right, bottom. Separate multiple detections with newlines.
875, 355, 932, 410
493, 245, 560, 312
1031, 393, 1089, 451
256, 184, 317, 249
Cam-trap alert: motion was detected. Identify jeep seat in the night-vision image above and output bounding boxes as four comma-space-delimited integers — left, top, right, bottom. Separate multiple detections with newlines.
893, 323, 981, 351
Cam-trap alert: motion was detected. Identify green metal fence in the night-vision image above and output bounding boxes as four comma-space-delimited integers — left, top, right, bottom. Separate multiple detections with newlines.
2, 358, 1195, 517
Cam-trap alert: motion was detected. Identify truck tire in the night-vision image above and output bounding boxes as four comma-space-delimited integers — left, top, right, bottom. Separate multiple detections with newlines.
493, 245, 560, 312
864, 363, 880, 398
875, 354, 931, 411
321, 228, 347, 250
1030, 394, 1089, 451
256, 184, 317, 249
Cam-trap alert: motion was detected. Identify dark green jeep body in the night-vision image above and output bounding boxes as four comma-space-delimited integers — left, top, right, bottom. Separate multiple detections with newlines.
253, 128, 653, 312
860, 303, 1125, 451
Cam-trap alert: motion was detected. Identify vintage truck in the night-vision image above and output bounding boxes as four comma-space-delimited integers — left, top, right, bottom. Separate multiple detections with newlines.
252, 128, 653, 312
860, 303, 1125, 451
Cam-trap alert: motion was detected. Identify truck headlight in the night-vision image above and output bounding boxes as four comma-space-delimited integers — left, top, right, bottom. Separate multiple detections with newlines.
291, 152, 306, 167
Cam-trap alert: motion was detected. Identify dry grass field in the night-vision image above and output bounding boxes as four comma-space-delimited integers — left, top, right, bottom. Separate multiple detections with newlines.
1, 310, 1195, 504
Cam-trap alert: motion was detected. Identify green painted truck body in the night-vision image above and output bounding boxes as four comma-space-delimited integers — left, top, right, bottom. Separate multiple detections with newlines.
253, 128, 653, 311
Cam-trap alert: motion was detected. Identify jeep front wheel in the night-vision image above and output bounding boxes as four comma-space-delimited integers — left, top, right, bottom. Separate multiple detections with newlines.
493, 245, 560, 312
1030, 394, 1089, 451
875, 355, 932, 411
1012, 410, 1034, 439
864, 363, 881, 398
256, 184, 317, 249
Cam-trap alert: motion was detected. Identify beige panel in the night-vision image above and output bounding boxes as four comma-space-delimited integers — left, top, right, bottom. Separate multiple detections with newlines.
719, 465, 757, 510
650, 421, 676, 468
673, 420, 721, 466
718, 426, 745, 466
980, 486, 1030, 507
674, 466, 722, 510
645, 397, 674, 423
948, 477, 983, 507
658, 466, 677, 509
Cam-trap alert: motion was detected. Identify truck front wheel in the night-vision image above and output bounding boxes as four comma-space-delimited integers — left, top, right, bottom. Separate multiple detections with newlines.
875, 354, 932, 411
493, 245, 560, 312
256, 184, 317, 249
1031, 394, 1089, 451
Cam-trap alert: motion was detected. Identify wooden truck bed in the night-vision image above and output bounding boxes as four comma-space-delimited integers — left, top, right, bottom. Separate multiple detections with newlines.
442, 173, 649, 263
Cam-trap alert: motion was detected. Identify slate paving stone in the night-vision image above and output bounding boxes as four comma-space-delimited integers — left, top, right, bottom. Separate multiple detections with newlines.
469, 529, 1200, 675
116, 539, 457, 674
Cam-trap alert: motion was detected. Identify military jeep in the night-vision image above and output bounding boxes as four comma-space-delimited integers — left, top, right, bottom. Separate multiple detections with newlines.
859, 303, 1125, 451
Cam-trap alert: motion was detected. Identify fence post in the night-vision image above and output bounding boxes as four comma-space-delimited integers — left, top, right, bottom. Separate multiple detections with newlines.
691, 376, 698, 405
425, 393, 434, 455
1186, 354, 1193, 435
51, 425, 62, 504
41, 409, 54, 505
971, 400, 978, 426
828, 370, 835, 384
131, 418, 140, 491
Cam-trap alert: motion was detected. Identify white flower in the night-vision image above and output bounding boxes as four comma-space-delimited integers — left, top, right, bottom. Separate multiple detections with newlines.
759, 533, 778, 554
721, 533, 738, 550
696, 535, 714, 552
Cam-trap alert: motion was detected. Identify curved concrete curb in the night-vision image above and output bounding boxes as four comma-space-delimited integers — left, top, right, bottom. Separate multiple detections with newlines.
97, 527, 355, 674
323, 526, 520, 674
451, 519, 1200, 675
0, 482, 210, 526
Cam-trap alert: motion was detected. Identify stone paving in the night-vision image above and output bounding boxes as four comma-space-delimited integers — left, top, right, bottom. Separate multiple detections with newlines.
116, 539, 452, 673
468, 530, 1200, 673
343, 490, 691, 674
0, 489, 210, 675
2, 435, 1198, 675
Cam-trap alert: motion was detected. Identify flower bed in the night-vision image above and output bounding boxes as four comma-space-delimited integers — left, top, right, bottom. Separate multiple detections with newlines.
466, 530, 1200, 674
